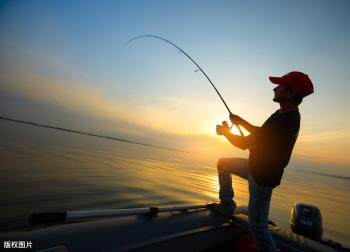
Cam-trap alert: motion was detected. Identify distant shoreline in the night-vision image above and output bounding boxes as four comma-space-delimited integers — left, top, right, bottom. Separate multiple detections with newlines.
292, 169, 350, 181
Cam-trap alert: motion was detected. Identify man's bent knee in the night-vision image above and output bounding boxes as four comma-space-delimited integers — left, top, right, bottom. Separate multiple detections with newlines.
217, 158, 226, 172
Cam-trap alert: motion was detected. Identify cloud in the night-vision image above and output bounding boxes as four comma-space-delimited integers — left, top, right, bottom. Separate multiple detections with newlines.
0, 56, 228, 155
1, 46, 349, 167
0, 55, 226, 137
295, 130, 350, 166
1, 66, 127, 118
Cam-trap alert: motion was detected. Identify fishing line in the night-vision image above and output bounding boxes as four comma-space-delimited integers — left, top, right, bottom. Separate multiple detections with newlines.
0, 116, 190, 153
123, 35, 244, 136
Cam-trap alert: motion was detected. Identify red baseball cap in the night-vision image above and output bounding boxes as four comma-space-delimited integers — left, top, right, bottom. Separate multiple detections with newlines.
269, 71, 314, 98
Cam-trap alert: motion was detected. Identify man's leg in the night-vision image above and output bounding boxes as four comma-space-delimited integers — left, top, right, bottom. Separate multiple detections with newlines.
248, 174, 277, 252
217, 158, 249, 209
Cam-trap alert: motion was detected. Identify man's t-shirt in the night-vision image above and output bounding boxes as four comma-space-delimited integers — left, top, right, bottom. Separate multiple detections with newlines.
248, 109, 300, 188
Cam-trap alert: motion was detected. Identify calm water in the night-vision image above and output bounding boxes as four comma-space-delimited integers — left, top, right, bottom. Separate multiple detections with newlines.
1, 120, 349, 248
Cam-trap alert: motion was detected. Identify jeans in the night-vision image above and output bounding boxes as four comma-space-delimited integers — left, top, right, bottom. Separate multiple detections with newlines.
217, 158, 277, 252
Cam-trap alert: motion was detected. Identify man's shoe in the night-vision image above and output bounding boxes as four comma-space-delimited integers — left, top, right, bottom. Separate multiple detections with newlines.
209, 202, 236, 218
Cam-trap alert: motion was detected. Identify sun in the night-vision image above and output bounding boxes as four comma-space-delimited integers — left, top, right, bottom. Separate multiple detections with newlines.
209, 120, 247, 137
230, 125, 242, 136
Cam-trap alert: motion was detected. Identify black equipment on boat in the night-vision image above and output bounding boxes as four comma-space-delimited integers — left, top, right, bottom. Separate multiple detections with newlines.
290, 202, 323, 240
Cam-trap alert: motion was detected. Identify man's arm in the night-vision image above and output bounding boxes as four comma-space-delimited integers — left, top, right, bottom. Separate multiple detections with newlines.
230, 114, 259, 135
223, 132, 254, 150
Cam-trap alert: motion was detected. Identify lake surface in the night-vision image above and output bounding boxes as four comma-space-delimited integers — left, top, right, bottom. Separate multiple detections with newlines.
1, 120, 349, 248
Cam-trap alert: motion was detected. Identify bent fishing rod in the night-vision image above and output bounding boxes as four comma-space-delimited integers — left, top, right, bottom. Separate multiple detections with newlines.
123, 35, 244, 136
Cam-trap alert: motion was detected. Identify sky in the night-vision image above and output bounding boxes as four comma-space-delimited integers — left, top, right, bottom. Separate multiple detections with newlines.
1, 0, 350, 173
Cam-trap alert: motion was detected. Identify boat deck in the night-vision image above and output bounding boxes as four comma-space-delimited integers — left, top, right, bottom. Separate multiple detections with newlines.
0, 205, 339, 252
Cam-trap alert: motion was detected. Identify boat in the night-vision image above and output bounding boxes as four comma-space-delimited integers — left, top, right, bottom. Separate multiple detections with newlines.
0, 203, 346, 252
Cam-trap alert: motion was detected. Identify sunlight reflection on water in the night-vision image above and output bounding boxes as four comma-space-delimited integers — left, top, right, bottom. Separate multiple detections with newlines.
1, 121, 349, 247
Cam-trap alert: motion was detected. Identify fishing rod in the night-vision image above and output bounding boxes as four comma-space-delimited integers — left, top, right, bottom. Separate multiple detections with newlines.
123, 35, 244, 136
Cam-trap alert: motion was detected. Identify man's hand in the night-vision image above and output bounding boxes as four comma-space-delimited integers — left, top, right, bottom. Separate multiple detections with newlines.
229, 113, 243, 125
216, 121, 231, 136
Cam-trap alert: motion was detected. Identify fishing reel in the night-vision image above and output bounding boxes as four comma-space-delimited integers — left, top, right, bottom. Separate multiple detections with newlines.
220, 120, 244, 136
217, 121, 232, 132
222, 121, 230, 128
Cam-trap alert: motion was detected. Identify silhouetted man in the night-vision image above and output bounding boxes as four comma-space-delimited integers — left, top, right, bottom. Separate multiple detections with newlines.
213, 71, 314, 252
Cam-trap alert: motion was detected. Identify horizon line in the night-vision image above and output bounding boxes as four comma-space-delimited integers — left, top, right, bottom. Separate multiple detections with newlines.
0, 116, 194, 155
